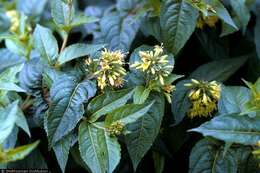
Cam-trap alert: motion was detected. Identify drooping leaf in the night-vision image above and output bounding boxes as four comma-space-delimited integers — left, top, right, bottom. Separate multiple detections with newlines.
126, 93, 165, 170
33, 25, 59, 64
57, 43, 104, 65
189, 138, 237, 173
190, 113, 260, 145
160, 0, 199, 55
79, 122, 121, 173
46, 75, 97, 146
88, 88, 135, 122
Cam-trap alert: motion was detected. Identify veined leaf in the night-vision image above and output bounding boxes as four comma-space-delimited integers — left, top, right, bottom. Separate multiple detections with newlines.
126, 93, 165, 170
0, 49, 24, 73
0, 141, 39, 164
51, 0, 74, 29
189, 56, 248, 82
0, 101, 19, 144
88, 88, 135, 122
133, 86, 151, 104
160, 0, 199, 55
46, 75, 96, 146
189, 138, 237, 173
218, 86, 251, 115
100, 12, 140, 51
79, 122, 121, 173
190, 113, 260, 145
58, 43, 104, 65
105, 102, 154, 126
33, 25, 59, 64
53, 133, 76, 173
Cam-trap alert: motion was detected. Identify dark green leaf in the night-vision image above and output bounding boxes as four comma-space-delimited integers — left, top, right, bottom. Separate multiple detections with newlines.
126, 93, 165, 170
46, 75, 96, 146
190, 113, 260, 145
189, 56, 248, 82
58, 43, 104, 65
79, 122, 121, 173
33, 25, 59, 64
189, 138, 237, 173
88, 88, 135, 122
160, 0, 199, 55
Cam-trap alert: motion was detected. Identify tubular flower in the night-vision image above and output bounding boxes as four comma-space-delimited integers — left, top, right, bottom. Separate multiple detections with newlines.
185, 79, 221, 118
6, 10, 20, 33
93, 49, 126, 90
107, 121, 124, 137
130, 45, 173, 85
162, 84, 175, 103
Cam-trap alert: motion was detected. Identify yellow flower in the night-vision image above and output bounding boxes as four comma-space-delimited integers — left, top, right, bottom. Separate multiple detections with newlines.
6, 10, 20, 33
93, 49, 126, 90
107, 121, 124, 136
196, 15, 218, 29
185, 79, 221, 118
130, 45, 173, 85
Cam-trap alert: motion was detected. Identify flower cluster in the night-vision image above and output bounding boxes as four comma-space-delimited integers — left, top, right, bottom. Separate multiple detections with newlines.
6, 10, 20, 33
107, 121, 124, 137
130, 45, 173, 85
185, 79, 221, 118
89, 49, 127, 90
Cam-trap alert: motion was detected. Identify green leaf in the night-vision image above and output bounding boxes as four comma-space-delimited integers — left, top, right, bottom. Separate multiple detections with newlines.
79, 122, 121, 173
53, 133, 75, 173
51, 0, 74, 29
7, 149, 48, 169
19, 58, 45, 95
0, 101, 19, 144
218, 86, 251, 114
46, 75, 97, 146
230, 0, 250, 32
0, 141, 39, 164
88, 88, 135, 122
133, 86, 151, 104
33, 25, 59, 64
105, 102, 154, 126
189, 56, 248, 82
126, 93, 165, 170
190, 113, 260, 145
16, 108, 31, 137
160, 0, 199, 55
58, 43, 104, 65
0, 82, 25, 93
255, 15, 260, 60
100, 12, 140, 51
70, 14, 99, 28
0, 49, 24, 73
189, 138, 237, 173
171, 80, 191, 125
206, 0, 237, 29
17, 0, 48, 17
152, 151, 165, 173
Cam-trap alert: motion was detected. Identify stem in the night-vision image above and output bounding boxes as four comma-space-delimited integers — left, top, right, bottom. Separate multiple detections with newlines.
60, 33, 69, 53
21, 95, 32, 111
